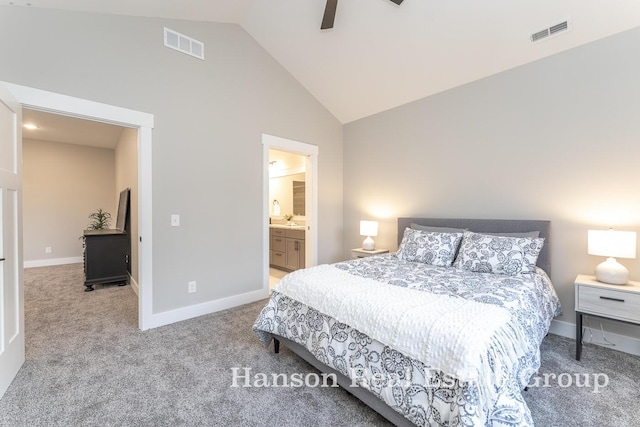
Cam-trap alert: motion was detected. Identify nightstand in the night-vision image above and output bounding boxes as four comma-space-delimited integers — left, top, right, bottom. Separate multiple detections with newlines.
351, 248, 389, 259
574, 274, 640, 360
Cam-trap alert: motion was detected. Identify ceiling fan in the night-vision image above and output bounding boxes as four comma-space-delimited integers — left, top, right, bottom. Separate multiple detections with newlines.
321, 0, 405, 30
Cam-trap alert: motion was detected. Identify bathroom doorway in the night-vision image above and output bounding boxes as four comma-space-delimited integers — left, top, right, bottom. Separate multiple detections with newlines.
262, 134, 318, 292
268, 149, 306, 288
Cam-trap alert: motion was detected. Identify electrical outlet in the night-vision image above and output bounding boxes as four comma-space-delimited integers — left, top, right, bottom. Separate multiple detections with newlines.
188, 281, 196, 293
171, 214, 180, 227
45, 246, 52, 254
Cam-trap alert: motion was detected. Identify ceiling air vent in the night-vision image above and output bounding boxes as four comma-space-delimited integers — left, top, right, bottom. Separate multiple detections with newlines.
530, 19, 571, 43
164, 27, 204, 60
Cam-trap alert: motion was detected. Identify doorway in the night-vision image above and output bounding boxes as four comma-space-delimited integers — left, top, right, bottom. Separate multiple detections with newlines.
1, 81, 154, 331
262, 134, 318, 292
268, 149, 306, 288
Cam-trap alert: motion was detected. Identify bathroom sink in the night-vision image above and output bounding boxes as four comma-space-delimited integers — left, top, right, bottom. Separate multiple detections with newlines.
270, 224, 305, 230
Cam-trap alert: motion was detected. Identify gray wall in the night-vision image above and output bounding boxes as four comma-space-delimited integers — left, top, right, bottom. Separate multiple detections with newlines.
344, 27, 640, 339
0, 7, 343, 313
115, 127, 139, 285
23, 139, 116, 262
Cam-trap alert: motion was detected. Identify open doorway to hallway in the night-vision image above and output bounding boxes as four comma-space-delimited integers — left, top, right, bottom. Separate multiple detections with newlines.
1, 81, 154, 330
21, 108, 139, 290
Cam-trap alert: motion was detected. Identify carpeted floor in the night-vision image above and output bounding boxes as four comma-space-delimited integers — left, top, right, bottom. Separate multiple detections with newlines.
0, 264, 639, 426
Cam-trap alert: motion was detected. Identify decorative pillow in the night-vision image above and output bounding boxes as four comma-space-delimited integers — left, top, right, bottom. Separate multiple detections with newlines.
453, 231, 544, 275
397, 228, 463, 267
410, 223, 466, 234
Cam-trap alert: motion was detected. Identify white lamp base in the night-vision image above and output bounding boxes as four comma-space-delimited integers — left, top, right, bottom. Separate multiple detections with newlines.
362, 236, 375, 251
595, 257, 629, 285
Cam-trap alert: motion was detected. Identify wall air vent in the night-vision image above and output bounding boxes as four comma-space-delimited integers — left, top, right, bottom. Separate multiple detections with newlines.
531, 28, 550, 42
164, 27, 204, 60
530, 19, 571, 43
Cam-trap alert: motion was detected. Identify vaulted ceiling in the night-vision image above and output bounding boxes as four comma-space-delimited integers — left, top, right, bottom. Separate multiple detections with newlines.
7, 0, 640, 124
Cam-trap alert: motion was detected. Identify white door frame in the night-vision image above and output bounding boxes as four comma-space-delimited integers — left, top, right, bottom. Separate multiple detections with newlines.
1, 82, 155, 331
262, 134, 318, 291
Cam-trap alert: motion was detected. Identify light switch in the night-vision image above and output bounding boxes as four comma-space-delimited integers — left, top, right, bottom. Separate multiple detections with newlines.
171, 214, 180, 227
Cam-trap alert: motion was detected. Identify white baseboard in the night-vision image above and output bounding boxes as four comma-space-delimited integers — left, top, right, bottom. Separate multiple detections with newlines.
548, 319, 576, 338
148, 289, 268, 330
550, 319, 640, 357
24, 257, 83, 268
129, 274, 139, 296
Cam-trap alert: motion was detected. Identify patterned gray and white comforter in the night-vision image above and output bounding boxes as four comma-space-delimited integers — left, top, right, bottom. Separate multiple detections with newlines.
253, 254, 561, 426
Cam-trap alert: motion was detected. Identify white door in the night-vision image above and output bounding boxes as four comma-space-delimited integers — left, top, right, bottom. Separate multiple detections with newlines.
0, 84, 24, 398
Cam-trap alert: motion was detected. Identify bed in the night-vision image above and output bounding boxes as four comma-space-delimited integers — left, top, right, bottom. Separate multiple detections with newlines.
253, 218, 562, 426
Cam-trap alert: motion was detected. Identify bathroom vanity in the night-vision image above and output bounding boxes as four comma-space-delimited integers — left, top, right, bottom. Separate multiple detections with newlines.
269, 225, 305, 272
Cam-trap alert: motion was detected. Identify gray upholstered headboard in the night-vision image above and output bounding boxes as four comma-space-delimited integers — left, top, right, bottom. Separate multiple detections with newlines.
397, 218, 551, 275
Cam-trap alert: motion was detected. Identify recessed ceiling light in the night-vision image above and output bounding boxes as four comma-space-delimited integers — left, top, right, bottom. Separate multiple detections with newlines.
23, 123, 38, 130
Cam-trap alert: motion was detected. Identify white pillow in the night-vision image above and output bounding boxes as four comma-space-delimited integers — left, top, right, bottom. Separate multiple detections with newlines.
396, 228, 463, 267
453, 231, 544, 275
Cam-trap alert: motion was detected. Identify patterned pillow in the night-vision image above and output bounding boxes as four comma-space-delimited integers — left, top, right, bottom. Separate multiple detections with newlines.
396, 228, 463, 267
453, 231, 544, 275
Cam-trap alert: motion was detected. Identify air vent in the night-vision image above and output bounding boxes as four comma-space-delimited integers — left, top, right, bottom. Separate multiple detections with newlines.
164, 27, 204, 60
530, 19, 571, 43
531, 28, 549, 42
549, 21, 569, 35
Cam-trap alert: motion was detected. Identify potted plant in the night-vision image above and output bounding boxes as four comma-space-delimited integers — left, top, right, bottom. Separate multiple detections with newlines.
87, 208, 112, 230
284, 214, 294, 225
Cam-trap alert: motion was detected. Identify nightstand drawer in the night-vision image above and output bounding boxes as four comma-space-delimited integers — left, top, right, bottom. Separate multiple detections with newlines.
577, 285, 640, 323
574, 274, 640, 361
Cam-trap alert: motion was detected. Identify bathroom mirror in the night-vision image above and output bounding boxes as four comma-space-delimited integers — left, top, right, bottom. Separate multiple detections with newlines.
269, 173, 305, 217
269, 149, 306, 218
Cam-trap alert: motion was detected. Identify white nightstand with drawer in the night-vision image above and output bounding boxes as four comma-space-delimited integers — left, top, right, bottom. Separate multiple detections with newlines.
574, 274, 640, 360
351, 248, 389, 259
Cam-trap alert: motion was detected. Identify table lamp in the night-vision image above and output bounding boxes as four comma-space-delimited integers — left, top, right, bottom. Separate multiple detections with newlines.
360, 220, 378, 251
587, 229, 636, 285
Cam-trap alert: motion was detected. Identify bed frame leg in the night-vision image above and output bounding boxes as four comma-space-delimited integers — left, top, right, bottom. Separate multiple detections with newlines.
273, 338, 280, 354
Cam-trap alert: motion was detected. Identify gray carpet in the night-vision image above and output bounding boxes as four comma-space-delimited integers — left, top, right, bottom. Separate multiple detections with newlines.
0, 264, 638, 426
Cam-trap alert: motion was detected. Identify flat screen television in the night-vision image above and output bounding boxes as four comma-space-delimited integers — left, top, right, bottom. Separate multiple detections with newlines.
115, 188, 130, 232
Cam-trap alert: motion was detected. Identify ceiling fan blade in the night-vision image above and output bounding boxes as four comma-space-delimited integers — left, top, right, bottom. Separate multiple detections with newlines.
389, 0, 404, 4
321, 0, 338, 29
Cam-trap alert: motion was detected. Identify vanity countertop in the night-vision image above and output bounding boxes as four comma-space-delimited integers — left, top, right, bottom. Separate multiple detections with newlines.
270, 224, 306, 230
